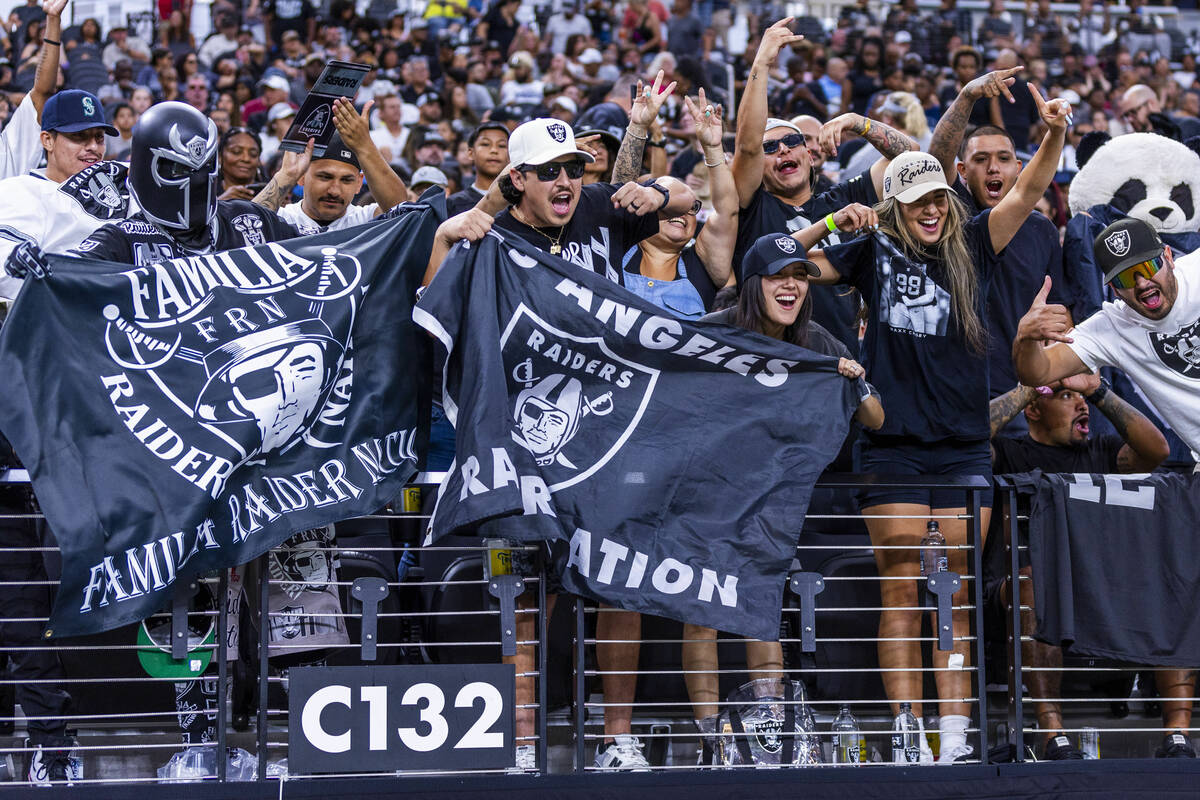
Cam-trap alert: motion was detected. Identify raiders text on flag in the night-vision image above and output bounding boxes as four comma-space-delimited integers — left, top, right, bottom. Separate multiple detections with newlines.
415, 232, 861, 641
0, 206, 438, 636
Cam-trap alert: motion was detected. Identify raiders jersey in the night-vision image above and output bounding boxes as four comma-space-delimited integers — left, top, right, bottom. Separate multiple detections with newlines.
75, 199, 301, 265
0, 161, 133, 299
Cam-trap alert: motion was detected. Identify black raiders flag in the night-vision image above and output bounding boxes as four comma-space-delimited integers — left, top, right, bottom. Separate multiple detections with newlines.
0, 205, 439, 637
1014, 471, 1200, 665
415, 231, 861, 641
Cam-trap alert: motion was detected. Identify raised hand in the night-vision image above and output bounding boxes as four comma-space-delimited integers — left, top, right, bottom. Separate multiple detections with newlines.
1017, 276, 1074, 344
831, 202, 878, 233
1031, 85, 1072, 129
962, 66, 1023, 104
818, 113, 863, 159
683, 87, 724, 149
41, 0, 67, 18
333, 97, 373, 152
753, 17, 804, 68
630, 69, 677, 129
277, 137, 314, 184
575, 134, 602, 162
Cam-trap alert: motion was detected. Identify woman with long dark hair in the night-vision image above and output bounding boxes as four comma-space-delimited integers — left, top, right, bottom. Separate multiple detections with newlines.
792, 85, 1070, 762
683, 222, 884, 753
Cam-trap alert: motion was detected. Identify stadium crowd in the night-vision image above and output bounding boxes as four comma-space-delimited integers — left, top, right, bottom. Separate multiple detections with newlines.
1, 0, 1200, 784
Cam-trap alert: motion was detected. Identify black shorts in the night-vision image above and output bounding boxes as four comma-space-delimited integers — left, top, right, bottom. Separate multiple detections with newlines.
855, 437, 994, 510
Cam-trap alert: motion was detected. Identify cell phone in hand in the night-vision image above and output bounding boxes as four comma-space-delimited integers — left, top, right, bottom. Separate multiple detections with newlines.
631, 83, 638, 104
245, 182, 267, 193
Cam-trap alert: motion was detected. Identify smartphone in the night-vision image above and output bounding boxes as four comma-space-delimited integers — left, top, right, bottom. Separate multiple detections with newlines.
245, 182, 267, 193
630, 83, 638, 104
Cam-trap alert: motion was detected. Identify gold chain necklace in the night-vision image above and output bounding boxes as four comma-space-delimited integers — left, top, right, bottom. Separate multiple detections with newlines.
512, 207, 564, 255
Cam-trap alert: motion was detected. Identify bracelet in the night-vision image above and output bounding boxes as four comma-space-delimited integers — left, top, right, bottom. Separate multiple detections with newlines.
626, 126, 648, 141
42, 37, 60, 46
647, 139, 665, 148
860, 118, 871, 135
1085, 377, 1111, 404
703, 157, 723, 168
824, 213, 838, 233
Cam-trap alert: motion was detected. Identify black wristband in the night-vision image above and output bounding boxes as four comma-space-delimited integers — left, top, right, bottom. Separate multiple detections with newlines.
42, 37, 61, 46
639, 178, 669, 212
647, 139, 665, 148
1085, 377, 1111, 404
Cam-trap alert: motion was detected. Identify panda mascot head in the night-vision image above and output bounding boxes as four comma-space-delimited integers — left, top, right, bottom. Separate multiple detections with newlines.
1069, 132, 1200, 234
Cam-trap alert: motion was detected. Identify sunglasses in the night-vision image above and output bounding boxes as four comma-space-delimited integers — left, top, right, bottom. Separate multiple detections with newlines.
524, 160, 586, 181
762, 132, 806, 154
1109, 253, 1165, 289
1122, 100, 1152, 121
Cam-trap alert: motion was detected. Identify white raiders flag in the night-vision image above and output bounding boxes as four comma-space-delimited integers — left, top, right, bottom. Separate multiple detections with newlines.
415, 231, 861, 641
0, 204, 440, 637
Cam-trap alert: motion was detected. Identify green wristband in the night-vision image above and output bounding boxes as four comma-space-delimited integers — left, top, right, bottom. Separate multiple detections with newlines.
824, 213, 838, 233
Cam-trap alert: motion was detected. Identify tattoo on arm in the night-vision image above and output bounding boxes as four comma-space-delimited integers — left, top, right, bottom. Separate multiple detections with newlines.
612, 131, 648, 184
989, 385, 1038, 438
252, 175, 297, 212
928, 93, 975, 177
855, 116, 917, 159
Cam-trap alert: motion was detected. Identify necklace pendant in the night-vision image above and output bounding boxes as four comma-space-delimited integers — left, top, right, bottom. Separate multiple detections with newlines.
550, 243, 561, 255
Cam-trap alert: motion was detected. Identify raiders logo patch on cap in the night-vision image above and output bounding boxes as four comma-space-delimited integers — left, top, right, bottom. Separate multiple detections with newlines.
1105, 229, 1130, 257
547, 122, 567, 143
775, 236, 797, 254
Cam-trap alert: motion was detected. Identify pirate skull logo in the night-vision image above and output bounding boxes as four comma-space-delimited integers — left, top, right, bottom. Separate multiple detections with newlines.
1105, 229, 1131, 257
194, 319, 344, 454
512, 372, 613, 468
231, 213, 266, 246
1151, 319, 1200, 377
775, 236, 797, 254
299, 105, 330, 138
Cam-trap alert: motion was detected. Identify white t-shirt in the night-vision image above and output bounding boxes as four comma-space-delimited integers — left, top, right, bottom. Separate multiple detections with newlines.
1067, 249, 1200, 459
500, 79, 546, 107
370, 125, 408, 164
0, 95, 44, 182
0, 163, 133, 299
278, 200, 379, 234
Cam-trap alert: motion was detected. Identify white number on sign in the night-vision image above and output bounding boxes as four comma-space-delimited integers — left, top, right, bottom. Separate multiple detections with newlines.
454, 682, 505, 749
397, 682, 449, 752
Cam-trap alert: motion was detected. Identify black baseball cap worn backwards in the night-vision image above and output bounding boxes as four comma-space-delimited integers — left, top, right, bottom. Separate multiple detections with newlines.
1093, 217, 1164, 284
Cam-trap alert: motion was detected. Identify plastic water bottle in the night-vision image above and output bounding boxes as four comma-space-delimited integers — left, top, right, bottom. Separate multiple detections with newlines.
797, 703, 822, 765
891, 703, 921, 763
832, 704, 864, 765
920, 520, 949, 578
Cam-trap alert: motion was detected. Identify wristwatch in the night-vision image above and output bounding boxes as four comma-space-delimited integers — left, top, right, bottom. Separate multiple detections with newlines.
647, 138, 666, 148
1084, 377, 1111, 404
639, 179, 669, 212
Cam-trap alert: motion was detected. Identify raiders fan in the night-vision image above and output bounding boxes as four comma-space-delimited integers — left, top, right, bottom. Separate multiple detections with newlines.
987, 372, 1171, 759
446, 121, 510, 215
1015, 218, 1200, 758
424, 117, 695, 772
67, 102, 300, 265
0, 89, 131, 300
732, 17, 918, 353
253, 97, 408, 233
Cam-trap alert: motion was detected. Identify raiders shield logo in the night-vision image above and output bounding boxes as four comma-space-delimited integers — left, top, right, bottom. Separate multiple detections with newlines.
231, 213, 266, 246
500, 305, 658, 492
547, 122, 567, 143
59, 161, 130, 220
1150, 318, 1200, 377
299, 105, 330, 138
1105, 229, 1131, 257
186, 136, 208, 165
775, 236, 797, 254
748, 717, 784, 754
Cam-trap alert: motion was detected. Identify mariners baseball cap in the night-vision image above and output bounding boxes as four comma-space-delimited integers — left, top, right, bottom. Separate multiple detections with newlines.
509, 118, 595, 167
742, 233, 820, 281
42, 89, 117, 135
412, 165, 448, 189
1094, 217, 1164, 284
882, 151, 954, 203
314, 131, 359, 169
468, 121, 509, 145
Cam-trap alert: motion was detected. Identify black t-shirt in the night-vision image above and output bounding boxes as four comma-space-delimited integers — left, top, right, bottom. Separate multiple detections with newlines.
824, 210, 1000, 442
623, 244, 719, 311
75, 200, 301, 264
734, 174, 877, 356
263, 0, 314, 41
446, 185, 484, 216
953, 180, 1068, 397
999, 78, 1040, 152
492, 183, 658, 283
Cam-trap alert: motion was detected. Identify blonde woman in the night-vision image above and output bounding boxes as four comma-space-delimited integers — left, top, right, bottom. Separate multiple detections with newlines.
793, 85, 1071, 763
